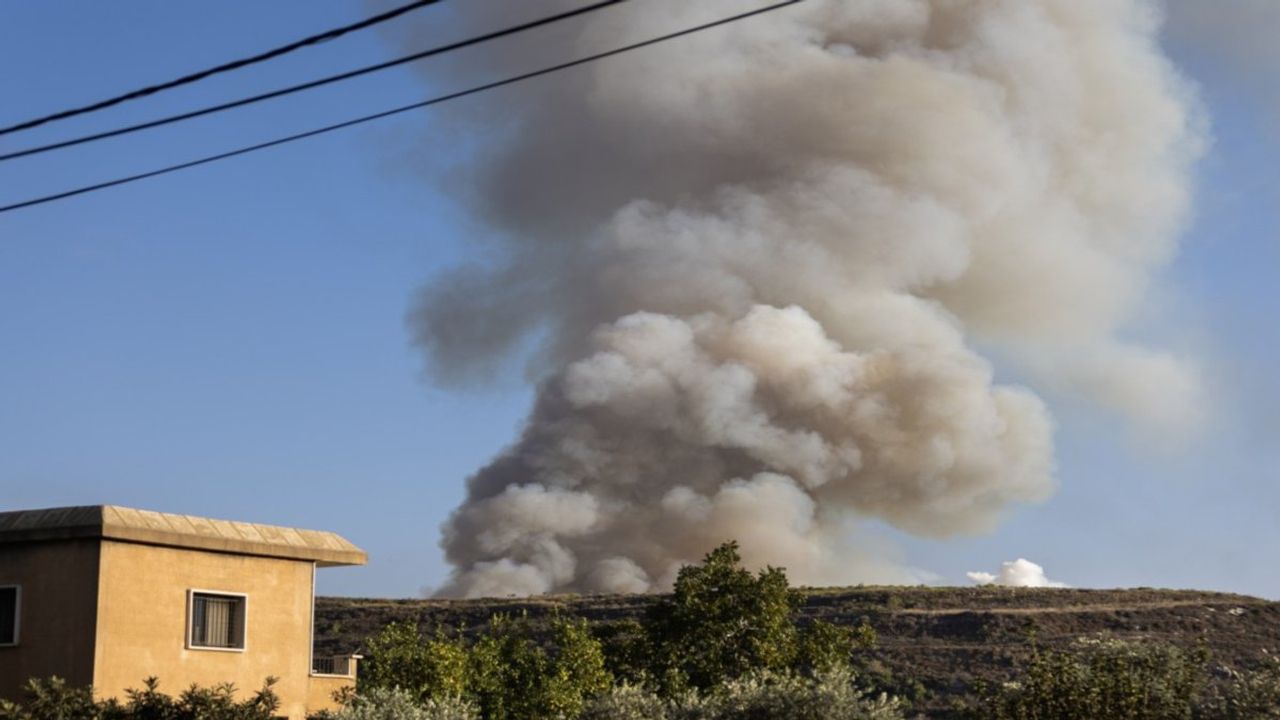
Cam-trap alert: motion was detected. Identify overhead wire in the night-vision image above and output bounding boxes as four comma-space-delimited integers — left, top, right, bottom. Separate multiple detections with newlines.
0, 0, 444, 137
0, 0, 805, 216
0, 0, 631, 163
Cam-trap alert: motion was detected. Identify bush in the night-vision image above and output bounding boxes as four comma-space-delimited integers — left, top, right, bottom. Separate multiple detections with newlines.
333, 687, 476, 720
581, 670, 905, 720
1203, 656, 1280, 720
0, 676, 279, 720
966, 637, 1206, 720
0, 677, 100, 720
360, 614, 611, 720
578, 684, 671, 720
700, 670, 905, 720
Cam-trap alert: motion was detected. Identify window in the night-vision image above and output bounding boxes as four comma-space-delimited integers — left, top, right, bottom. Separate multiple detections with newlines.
188, 591, 246, 651
0, 586, 18, 646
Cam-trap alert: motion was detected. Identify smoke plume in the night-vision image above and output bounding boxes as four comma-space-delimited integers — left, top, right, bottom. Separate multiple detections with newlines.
968, 559, 1068, 588
1164, 0, 1280, 119
408, 0, 1204, 597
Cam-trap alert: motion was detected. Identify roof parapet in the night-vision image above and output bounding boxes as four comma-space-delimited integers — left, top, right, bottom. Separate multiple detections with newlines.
0, 505, 367, 567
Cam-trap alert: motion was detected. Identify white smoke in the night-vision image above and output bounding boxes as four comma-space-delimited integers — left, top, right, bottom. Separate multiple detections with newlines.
404, 0, 1204, 597
968, 559, 1068, 588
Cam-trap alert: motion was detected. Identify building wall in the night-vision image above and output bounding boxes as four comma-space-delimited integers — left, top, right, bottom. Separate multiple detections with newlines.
308, 673, 353, 715
93, 541, 317, 720
0, 539, 101, 702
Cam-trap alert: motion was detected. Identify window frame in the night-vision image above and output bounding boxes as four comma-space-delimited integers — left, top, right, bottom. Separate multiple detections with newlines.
186, 589, 248, 653
0, 585, 19, 648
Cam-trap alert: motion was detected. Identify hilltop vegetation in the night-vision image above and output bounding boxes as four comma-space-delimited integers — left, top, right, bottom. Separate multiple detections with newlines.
314, 545, 1280, 718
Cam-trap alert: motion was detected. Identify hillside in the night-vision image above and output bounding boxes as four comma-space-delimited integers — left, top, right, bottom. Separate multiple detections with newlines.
315, 587, 1280, 715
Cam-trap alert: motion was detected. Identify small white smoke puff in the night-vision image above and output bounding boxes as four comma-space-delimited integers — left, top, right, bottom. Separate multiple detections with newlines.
405, 0, 1204, 597
968, 559, 1069, 588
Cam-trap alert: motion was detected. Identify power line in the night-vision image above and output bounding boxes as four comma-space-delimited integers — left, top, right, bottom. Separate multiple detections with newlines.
0, 0, 443, 137
0, 0, 805, 216
0, 0, 631, 163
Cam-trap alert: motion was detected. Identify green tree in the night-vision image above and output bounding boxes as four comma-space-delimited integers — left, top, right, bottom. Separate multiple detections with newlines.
465, 614, 552, 720
544, 617, 614, 719
644, 541, 803, 691
796, 620, 875, 674
362, 622, 469, 703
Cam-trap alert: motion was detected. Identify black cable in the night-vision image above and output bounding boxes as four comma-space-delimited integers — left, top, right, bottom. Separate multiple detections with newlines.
0, 0, 444, 137
0, 0, 804, 216
0, 0, 631, 163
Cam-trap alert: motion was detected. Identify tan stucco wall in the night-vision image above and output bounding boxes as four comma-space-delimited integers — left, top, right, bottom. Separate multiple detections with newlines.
0, 539, 101, 702
93, 540, 318, 719
307, 674, 352, 715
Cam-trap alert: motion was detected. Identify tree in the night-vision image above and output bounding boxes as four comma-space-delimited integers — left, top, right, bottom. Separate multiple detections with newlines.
361, 614, 612, 720
644, 541, 804, 690
362, 622, 468, 703
797, 620, 875, 674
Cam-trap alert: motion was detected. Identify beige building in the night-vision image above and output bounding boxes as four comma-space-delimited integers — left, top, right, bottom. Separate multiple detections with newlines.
0, 505, 367, 719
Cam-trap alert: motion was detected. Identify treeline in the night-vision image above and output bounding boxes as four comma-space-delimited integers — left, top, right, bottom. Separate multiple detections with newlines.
337, 542, 1280, 720
342, 542, 899, 720
4, 542, 1280, 719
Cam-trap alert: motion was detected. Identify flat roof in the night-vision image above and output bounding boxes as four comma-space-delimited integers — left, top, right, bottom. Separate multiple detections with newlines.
0, 505, 367, 567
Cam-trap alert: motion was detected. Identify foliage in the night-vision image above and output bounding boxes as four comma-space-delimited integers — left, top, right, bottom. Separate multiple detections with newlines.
643, 542, 804, 691
701, 670, 905, 720
360, 614, 612, 720
592, 619, 650, 686
0, 676, 279, 720
545, 617, 614, 717
363, 622, 469, 701
796, 620, 875, 674
580, 670, 905, 720
578, 684, 671, 720
965, 637, 1207, 720
360, 541, 879, 716
1202, 656, 1280, 720
332, 687, 476, 720
0, 678, 101, 720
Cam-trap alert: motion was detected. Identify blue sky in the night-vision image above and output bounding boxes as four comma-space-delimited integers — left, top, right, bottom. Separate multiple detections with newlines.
1, 1, 1276, 598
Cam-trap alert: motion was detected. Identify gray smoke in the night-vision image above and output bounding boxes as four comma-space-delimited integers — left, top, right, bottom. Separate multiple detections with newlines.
1164, 0, 1280, 118
406, 0, 1204, 597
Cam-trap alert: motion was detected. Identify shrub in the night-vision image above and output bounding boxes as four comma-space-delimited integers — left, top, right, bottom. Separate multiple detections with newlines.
0, 676, 279, 720
361, 614, 612, 720
0, 677, 100, 720
333, 687, 476, 720
579, 684, 671, 720
702, 670, 904, 720
581, 670, 905, 720
967, 637, 1207, 720
1202, 656, 1280, 720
